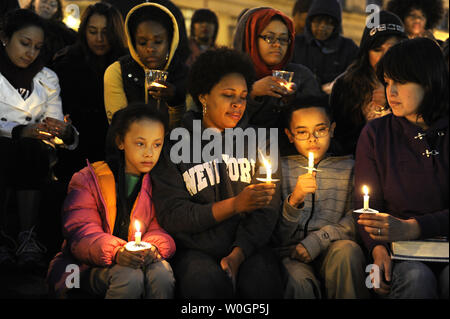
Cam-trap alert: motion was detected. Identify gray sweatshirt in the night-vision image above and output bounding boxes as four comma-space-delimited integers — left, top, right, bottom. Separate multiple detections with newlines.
273, 154, 356, 260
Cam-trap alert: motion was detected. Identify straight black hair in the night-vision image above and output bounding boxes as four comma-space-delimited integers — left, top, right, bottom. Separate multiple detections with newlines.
376, 38, 449, 125
284, 95, 333, 130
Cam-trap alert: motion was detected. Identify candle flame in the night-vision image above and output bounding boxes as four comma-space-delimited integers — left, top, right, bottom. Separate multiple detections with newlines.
363, 185, 369, 196
135, 220, 140, 232
150, 82, 167, 88
258, 149, 271, 169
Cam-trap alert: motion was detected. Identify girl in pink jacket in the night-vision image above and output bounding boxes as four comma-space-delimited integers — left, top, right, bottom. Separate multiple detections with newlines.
47, 104, 176, 298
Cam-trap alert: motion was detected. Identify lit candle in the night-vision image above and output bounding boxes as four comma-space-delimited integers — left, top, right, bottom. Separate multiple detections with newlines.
308, 152, 314, 174
134, 220, 141, 245
263, 158, 272, 183
363, 186, 369, 210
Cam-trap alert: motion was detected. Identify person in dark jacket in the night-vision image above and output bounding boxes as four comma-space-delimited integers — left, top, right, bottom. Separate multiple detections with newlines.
291, 0, 313, 35
101, 0, 191, 64
355, 38, 449, 299
104, 2, 188, 130
186, 8, 218, 67
233, 7, 323, 156
0, 0, 19, 25
387, 0, 444, 42
330, 11, 407, 155
26, 0, 77, 65
151, 48, 284, 299
51, 2, 127, 185
292, 0, 358, 95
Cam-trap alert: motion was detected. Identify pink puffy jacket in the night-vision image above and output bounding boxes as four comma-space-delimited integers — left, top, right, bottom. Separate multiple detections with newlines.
47, 161, 176, 297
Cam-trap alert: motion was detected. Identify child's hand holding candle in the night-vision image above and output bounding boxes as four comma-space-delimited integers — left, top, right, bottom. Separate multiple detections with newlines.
289, 172, 317, 208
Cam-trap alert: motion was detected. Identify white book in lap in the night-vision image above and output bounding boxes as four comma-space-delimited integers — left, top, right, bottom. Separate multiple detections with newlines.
391, 238, 449, 263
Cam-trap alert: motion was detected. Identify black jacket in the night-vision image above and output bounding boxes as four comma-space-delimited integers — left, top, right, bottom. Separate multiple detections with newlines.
292, 0, 358, 86
52, 43, 122, 182
151, 111, 282, 259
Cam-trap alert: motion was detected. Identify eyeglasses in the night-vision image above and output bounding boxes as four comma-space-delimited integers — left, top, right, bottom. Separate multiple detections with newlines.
258, 35, 291, 46
406, 13, 426, 21
290, 126, 331, 141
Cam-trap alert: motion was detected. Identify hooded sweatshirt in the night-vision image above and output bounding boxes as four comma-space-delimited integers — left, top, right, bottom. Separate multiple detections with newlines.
292, 0, 358, 86
233, 7, 323, 131
151, 111, 282, 259
104, 2, 188, 126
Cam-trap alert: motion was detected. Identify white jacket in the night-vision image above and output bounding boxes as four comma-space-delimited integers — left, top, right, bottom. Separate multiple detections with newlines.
0, 67, 78, 149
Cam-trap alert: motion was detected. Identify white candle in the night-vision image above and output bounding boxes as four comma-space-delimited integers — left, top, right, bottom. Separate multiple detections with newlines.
363, 186, 369, 210
308, 152, 314, 174
134, 220, 141, 245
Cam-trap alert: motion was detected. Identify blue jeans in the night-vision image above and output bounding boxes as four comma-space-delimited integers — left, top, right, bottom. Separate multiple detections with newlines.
385, 261, 448, 299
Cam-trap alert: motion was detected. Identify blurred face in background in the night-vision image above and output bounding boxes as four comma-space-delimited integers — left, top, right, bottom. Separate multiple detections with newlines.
310, 15, 335, 41
4, 25, 44, 68
404, 8, 427, 37
34, 0, 59, 20
368, 36, 400, 69
86, 14, 111, 56
193, 21, 215, 45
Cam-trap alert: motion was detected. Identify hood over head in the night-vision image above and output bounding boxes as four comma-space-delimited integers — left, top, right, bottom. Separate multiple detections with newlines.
124, 2, 179, 71
233, 7, 295, 79
305, 0, 342, 41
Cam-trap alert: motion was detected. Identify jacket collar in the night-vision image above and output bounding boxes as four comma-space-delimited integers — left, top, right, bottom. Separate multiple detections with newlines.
86, 160, 151, 235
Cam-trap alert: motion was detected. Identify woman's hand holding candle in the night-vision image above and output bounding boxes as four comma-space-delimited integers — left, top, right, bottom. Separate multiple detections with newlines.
250, 76, 290, 99
289, 172, 317, 208
148, 80, 175, 100
233, 183, 276, 213
357, 212, 421, 241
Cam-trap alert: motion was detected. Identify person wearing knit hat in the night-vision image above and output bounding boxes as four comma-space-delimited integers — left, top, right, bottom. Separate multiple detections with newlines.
186, 8, 219, 67
387, 0, 444, 41
291, 0, 359, 96
292, 0, 314, 35
330, 10, 407, 155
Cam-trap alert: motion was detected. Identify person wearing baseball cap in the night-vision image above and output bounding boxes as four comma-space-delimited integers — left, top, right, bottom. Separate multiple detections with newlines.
330, 10, 407, 155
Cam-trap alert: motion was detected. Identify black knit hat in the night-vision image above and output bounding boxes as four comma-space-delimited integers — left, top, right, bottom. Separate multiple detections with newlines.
359, 10, 407, 53
190, 9, 219, 43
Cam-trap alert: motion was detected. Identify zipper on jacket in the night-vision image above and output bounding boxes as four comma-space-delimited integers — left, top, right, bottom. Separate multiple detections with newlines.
304, 193, 315, 236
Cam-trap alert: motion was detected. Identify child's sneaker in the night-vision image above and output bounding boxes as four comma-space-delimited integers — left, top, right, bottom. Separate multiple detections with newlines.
16, 226, 47, 271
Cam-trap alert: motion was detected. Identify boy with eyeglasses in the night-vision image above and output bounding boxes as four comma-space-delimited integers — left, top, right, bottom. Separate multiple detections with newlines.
292, 0, 358, 95
272, 99, 371, 299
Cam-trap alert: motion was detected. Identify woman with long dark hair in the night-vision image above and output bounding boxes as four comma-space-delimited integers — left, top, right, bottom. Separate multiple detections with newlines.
0, 9, 77, 270
52, 2, 127, 184
330, 11, 407, 155
355, 38, 448, 299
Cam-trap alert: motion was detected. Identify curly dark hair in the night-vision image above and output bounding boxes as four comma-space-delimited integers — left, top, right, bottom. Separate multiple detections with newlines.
387, 0, 444, 30
188, 47, 255, 108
